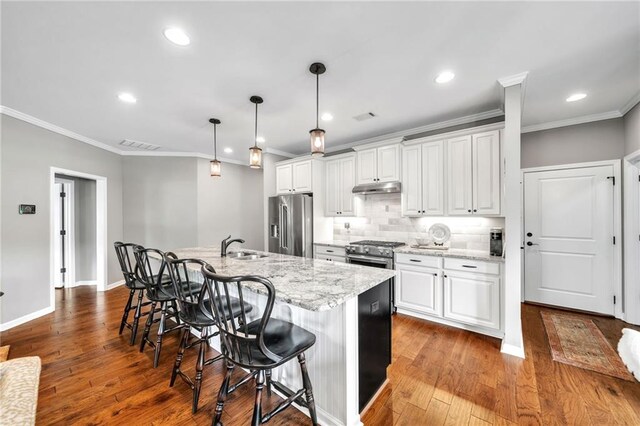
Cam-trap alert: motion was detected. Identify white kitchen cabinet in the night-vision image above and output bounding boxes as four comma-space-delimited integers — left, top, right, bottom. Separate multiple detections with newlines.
356, 144, 400, 185
402, 141, 444, 216
314, 244, 346, 263
396, 264, 442, 317
472, 131, 501, 215
276, 160, 313, 194
446, 135, 473, 215
325, 155, 356, 216
443, 270, 500, 330
446, 130, 501, 216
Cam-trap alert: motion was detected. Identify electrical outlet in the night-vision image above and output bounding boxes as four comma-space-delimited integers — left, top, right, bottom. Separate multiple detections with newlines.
344, 222, 350, 230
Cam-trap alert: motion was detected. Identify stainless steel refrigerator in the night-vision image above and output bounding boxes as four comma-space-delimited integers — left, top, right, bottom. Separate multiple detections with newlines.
268, 194, 313, 258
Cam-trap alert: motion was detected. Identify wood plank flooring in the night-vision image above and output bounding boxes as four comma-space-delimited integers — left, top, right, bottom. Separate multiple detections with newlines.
1, 286, 639, 425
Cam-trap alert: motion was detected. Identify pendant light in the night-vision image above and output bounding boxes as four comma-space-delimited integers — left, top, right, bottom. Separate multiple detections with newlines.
249, 96, 263, 169
309, 62, 326, 157
209, 118, 221, 177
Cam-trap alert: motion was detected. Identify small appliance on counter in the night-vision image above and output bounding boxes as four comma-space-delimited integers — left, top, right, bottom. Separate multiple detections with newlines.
490, 227, 504, 257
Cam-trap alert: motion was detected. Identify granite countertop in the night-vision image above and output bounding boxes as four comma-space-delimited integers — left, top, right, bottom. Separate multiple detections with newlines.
167, 246, 396, 312
394, 246, 505, 263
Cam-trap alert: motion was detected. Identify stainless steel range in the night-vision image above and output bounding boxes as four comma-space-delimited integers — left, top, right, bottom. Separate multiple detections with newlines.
346, 240, 405, 312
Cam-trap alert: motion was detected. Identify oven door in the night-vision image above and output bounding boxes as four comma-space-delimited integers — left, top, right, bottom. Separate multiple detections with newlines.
346, 254, 393, 269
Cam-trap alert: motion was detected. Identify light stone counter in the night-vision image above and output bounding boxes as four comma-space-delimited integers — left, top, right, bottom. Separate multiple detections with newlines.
169, 246, 396, 312
394, 246, 505, 262
313, 240, 351, 248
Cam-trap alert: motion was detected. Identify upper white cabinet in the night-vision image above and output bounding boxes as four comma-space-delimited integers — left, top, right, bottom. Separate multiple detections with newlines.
276, 160, 313, 194
325, 155, 356, 216
402, 141, 445, 216
356, 144, 400, 184
446, 130, 501, 216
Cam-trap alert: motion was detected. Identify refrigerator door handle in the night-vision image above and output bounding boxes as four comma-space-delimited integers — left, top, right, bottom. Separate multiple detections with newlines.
280, 204, 289, 250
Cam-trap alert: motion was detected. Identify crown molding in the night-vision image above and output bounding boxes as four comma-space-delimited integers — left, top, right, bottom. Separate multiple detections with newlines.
264, 147, 296, 158
324, 108, 505, 155
0, 105, 122, 154
521, 110, 622, 134
620, 92, 640, 116
120, 150, 246, 166
498, 71, 529, 88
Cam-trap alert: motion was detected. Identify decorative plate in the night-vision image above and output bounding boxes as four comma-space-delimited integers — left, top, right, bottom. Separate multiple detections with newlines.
428, 223, 451, 245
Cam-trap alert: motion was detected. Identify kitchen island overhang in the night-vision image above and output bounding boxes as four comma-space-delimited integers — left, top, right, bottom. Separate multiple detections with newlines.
168, 247, 396, 426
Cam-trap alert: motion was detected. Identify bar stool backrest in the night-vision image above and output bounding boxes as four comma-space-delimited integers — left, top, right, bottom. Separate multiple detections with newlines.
114, 242, 140, 289
165, 257, 208, 313
133, 246, 174, 299
201, 264, 282, 366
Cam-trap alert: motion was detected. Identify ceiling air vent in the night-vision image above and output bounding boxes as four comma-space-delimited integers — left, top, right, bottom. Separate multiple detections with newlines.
353, 112, 376, 122
119, 139, 161, 151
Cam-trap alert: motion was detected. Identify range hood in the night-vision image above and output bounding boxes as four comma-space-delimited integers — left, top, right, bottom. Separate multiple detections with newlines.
352, 181, 401, 195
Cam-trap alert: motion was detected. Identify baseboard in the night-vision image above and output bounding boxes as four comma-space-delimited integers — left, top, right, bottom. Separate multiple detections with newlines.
0, 305, 55, 332
74, 280, 98, 287
106, 280, 125, 290
500, 342, 525, 359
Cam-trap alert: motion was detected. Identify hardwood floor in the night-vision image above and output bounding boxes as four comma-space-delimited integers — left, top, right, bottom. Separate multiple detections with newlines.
1, 286, 639, 425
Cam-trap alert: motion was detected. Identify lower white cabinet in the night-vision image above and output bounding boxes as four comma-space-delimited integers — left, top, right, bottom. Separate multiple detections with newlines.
314, 244, 346, 263
395, 253, 502, 336
443, 270, 500, 330
396, 265, 442, 316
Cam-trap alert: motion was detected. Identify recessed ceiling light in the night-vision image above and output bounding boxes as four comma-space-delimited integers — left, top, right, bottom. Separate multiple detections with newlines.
435, 71, 455, 84
118, 92, 137, 104
223, 147, 233, 154
163, 27, 190, 46
566, 93, 587, 102
321, 112, 333, 121
256, 136, 266, 143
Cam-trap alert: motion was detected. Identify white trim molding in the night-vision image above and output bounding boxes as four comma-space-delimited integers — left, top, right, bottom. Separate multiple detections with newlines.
620, 92, 640, 116
498, 72, 529, 88
0, 305, 54, 332
522, 110, 623, 134
107, 280, 126, 290
623, 149, 640, 325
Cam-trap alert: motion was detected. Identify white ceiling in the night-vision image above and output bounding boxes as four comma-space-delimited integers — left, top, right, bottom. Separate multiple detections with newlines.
2, 2, 639, 161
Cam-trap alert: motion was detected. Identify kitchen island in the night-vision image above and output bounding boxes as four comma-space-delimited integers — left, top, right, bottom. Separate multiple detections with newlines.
169, 246, 396, 426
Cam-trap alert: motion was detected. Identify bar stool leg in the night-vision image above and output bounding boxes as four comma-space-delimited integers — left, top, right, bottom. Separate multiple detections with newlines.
140, 301, 157, 353
130, 290, 145, 345
192, 329, 207, 413
119, 288, 135, 335
213, 361, 235, 426
265, 369, 272, 396
252, 370, 266, 426
298, 353, 318, 425
152, 301, 167, 368
170, 326, 190, 387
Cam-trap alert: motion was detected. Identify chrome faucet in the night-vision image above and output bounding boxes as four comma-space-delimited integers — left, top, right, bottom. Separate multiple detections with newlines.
221, 235, 245, 257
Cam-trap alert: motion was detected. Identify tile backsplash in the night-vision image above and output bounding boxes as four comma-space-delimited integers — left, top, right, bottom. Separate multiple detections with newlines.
332, 193, 504, 251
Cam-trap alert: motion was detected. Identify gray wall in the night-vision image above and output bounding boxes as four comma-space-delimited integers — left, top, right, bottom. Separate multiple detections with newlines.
196, 158, 264, 251
624, 102, 640, 156
0, 115, 123, 323
122, 156, 264, 253
57, 174, 97, 282
521, 118, 625, 168
123, 156, 198, 251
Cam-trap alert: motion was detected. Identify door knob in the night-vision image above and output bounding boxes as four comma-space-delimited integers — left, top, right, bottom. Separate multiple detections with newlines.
527, 232, 533, 237
526, 241, 538, 246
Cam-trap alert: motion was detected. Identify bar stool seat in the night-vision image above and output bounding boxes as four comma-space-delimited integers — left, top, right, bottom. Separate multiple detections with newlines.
240, 318, 316, 368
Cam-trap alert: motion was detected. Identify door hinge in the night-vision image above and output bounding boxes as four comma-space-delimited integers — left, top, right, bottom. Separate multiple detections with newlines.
606, 176, 615, 185
60, 267, 66, 273
60, 192, 66, 198
613, 295, 616, 305
60, 230, 66, 236
613, 236, 616, 245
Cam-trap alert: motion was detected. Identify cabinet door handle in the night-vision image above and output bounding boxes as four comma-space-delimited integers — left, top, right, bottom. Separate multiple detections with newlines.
467, 209, 472, 213
473, 209, 477, 213
462, 265, 477, 269
444, 274, 448, 278
327, 250, 334, 253
409, 259, 422, 263
433, 273, 438, 277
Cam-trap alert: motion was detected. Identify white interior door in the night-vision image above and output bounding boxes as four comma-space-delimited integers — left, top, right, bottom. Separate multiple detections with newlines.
53, 179, 73, 288
524, 165, 615, 315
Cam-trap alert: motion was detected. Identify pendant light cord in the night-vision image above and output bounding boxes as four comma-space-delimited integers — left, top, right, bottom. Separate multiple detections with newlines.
316, 73, 319, 129
213, 123, 217, 159
254, 102, 258, 148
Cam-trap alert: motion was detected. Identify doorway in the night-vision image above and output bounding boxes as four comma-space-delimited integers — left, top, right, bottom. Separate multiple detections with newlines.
49, 167, 108, 310
523, 161, 621, 316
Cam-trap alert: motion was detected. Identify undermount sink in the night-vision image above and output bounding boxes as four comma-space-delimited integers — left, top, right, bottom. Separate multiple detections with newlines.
227, 251, 268, 260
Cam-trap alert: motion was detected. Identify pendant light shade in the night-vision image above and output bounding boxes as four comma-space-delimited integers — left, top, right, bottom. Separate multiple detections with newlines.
209, 118, 221, 177
249, 96, 263, 169
309, 62, 326, 157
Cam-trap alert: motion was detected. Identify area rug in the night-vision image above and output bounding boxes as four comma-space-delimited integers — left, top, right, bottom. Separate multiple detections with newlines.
541, 311, 635, 381
0, 345, 9, 362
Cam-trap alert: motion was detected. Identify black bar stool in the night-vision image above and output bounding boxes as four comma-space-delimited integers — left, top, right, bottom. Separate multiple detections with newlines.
164, 256, 254, 413
133, 246, 183, 368
201, 265, 318, 426
114, 242, 153, 345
